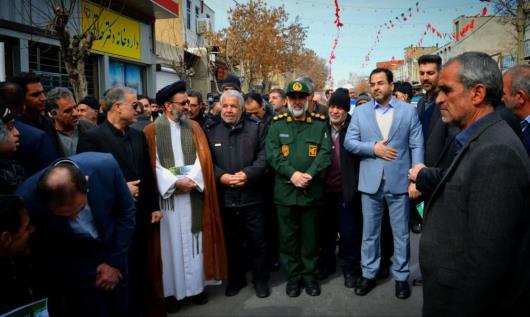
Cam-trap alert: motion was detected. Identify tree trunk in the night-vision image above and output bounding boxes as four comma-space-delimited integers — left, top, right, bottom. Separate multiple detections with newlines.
64, 60, 88, 101
516, 0, 527, 65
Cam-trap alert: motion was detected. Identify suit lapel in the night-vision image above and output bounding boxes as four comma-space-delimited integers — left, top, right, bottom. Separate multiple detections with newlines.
366, 101, 384, 140
387, 102, 404, 142
425, 114, 502, 218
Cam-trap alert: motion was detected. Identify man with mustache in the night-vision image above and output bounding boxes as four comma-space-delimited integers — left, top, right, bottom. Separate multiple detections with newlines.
266, 79, 332, 297
143, 81, 227, 316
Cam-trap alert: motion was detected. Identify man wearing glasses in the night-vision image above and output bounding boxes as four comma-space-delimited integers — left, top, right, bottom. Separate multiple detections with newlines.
143, 81, 226, 315
78, 86, 161, 316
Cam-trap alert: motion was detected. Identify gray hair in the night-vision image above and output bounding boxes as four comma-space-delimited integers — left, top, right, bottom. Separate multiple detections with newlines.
104, 86, 136, 111
220, 89, 244, 111
445, 51, 502, 106
503, 65, 530, 97
46, 87, 74, 111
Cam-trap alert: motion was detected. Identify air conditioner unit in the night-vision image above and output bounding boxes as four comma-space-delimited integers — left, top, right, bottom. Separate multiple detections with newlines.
196, 18, 210, 34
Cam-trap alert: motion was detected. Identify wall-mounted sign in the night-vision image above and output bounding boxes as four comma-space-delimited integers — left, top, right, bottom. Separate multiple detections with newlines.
81, 0, 141, 60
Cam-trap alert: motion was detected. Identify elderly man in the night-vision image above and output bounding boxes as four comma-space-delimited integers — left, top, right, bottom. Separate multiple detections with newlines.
344, 68, 423, 299
143, 81, 226, 315
47, 87, 94, 156
77, 87, 161, 316
503, 65, 530, 156
410, 52, 530, 316
77, 96, 100, 125
16, 153, 136, 316
204, 90, 269, 298
320, 89, 362, 288
266, 79, 332, 297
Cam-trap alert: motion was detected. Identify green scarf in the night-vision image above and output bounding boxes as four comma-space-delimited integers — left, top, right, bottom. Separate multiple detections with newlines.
155, 115, 204, 234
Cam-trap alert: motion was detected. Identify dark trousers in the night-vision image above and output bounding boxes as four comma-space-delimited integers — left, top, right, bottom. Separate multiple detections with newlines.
381, 204, 394, 268
320, 192, 363, 275
277, 205, 319, 284
221, 204, 269, 285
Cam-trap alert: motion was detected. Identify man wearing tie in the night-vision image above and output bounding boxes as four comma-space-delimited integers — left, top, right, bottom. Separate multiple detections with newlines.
344, 68, 424, 299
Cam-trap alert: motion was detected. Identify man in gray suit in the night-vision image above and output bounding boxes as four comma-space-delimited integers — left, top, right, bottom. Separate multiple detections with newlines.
344, 68, 424, 299
410, 52, 530, 316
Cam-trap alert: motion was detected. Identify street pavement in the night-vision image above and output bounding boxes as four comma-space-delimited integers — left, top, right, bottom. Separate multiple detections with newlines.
171, 232, 423, 316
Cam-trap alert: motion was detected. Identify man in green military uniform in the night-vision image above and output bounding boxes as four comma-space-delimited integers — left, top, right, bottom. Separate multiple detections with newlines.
266, 79, 332, 297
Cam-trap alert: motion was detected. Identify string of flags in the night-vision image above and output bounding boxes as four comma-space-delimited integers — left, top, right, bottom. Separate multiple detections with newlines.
327, 0, 343, 82
407, 6, 488, 58
360, 2, 421, 69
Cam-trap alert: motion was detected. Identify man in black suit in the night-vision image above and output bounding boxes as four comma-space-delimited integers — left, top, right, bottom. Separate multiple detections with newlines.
409, 52, 530, 316
502, 65, 530, 156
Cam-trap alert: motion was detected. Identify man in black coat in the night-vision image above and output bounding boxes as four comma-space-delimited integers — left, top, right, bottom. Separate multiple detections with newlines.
204, 89, 270, 298
77, 87, 161, 316
319, 89, 362, 288
409, 52, 530, 316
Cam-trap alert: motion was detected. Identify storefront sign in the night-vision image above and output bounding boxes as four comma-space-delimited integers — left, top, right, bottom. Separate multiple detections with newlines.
81, 0, 141, 60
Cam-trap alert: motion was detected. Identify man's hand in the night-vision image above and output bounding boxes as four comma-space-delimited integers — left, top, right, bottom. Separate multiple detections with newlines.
408, 182, 422, 199
95, 263, 122, 291
127, 180, 141, 201
408, 163, 427, 182
175, 178, 196, 193
233, 171, 248, 187
220, 172, 247, 187
151, 211, 163, 223
374, 139, 398, 161
290, 171, 312, 188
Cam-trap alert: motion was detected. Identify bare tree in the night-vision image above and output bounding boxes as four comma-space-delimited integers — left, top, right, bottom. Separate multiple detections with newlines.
493, 0, 530, 64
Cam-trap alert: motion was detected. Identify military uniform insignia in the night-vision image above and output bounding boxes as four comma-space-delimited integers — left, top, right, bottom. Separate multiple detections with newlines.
308, 144, 318, 157
281, 144, 290, 157
292, 82, 303, 91
287, 116, 293, 122
306, 116, 312, 123
273, 115, 279, 121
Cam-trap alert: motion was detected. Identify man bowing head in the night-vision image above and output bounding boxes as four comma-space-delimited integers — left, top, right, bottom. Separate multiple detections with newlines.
143, 81, 227, 315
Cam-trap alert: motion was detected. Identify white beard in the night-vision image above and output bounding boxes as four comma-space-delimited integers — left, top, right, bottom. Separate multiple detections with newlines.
288, 101, 309, 118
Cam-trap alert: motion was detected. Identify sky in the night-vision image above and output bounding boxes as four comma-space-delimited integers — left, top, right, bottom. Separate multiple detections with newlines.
204, 0, 495, 86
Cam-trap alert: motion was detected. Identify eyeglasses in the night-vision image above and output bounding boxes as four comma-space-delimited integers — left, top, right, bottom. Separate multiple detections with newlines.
170, 100, 190, 107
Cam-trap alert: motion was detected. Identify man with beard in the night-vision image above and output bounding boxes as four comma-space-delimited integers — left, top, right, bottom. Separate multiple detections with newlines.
344, 68, 423, 299
143, 81, 227, 315
266, 79, 332, 297
502, 65, 530, 156
185, 89, 206, 127
269, 88, 287, 114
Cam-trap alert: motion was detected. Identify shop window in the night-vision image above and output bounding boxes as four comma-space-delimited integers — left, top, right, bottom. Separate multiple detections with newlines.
109, 59, 144, 94
186, 0, 192, 30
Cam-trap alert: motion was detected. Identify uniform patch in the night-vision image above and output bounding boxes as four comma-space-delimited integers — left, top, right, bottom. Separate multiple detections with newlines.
214, 143, 222, 146
308, 144, 318, 157
282, 144, 290, 157
279, 133, 290, 138
293, 82, 303, 91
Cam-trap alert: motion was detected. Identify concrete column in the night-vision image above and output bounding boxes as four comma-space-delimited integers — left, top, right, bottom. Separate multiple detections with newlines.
19, 38, 29, 72
0, 42, 5, 81
99, 55, 110, 96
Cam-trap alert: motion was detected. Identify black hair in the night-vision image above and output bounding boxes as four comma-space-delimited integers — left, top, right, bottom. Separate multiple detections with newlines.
418, 54, 442, 70
0, 81, 24, 111
137, 94, 149, 102
269, 88, 286, 99
244, 92, 263, 107
186, 89, 203, 103
369, 68, 394, 84
394, 81, 414, 101
0, 195, 25, 234
37, 162, 87, 207
11, 72, 42, 95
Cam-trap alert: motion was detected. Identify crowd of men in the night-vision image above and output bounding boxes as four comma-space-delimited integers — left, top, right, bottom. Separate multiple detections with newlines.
0, 51, 529, 317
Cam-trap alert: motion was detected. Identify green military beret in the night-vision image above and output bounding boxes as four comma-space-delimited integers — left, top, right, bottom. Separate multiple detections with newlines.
285, 80, 310, 96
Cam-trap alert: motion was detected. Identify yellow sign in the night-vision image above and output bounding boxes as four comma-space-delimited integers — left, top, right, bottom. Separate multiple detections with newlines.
81, 0, 141, 60
292, 82, 303, 91
308, 145, 318, 157
281, 145, 290, 157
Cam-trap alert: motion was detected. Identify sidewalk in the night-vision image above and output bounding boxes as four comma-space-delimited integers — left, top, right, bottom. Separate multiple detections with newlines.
172, 233, 423, 316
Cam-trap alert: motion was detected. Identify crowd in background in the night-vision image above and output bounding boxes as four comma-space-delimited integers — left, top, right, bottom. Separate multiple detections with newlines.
0, 51, 529, 317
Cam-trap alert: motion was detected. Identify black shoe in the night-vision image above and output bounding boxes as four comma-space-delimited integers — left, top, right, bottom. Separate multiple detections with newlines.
395, 281, 411, 299
412, 278, 423, 286
354, 277, 376, 296
254, 281, 271, 298
225, 281, 247, 297
317, 267, 336, 280
286, 281, 301, 297
164, 296, 180, 314
376, 265, 390, 280
343, 273, 359, 289
411, 222, 422, 234
305, 281, 321, 296
190, 292, 208, 305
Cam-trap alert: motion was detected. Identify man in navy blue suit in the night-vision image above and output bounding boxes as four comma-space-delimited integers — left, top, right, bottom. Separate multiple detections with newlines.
16, 152, 136, 316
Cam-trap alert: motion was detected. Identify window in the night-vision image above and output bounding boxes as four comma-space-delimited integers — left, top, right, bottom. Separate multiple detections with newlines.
186, 0, 191, 30
109, 60, 144, 94
195, 6, 200, 20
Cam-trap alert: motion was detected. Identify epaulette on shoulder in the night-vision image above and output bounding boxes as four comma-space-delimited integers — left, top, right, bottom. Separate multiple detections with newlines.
310, 112, 327, 121
273, 113, 290, 121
